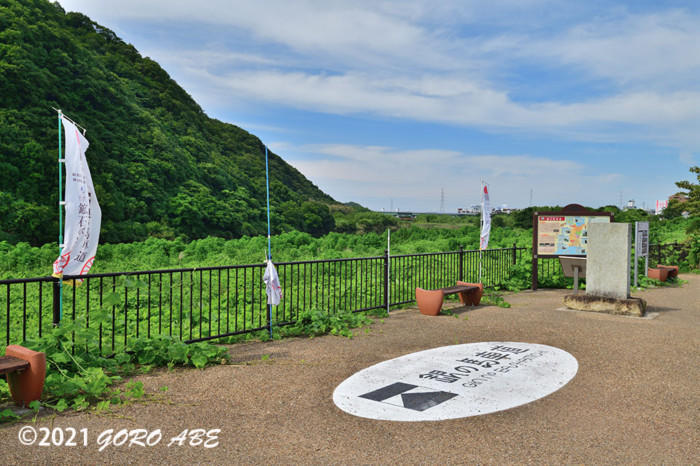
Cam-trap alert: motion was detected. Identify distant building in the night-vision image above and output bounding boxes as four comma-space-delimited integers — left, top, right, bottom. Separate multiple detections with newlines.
393, 212, 416, 220
457, 206, 480, 215
669, 193, 688, 203
458, 206, 518, 215
655, 200, 668, 215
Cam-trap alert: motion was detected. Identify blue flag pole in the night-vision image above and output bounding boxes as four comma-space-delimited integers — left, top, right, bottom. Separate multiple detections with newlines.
57, 109, 64, 323
265, 145, 273, 338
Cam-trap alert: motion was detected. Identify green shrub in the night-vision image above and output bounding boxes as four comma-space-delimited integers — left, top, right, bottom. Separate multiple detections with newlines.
279, 308, 373, 338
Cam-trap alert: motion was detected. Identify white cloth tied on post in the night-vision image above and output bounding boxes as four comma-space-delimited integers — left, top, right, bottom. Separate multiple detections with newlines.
263, 260, 282, 305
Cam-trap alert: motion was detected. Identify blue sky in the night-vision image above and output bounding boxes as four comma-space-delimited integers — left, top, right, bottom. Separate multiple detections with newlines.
57, 0, 699, 212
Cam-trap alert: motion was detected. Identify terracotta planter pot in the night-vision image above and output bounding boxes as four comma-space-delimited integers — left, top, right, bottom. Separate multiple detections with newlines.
647, 268, 669, 282
415, 287, 445, 316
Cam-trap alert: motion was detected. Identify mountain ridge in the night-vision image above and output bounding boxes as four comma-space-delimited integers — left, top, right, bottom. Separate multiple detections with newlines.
0, 0, 337, 245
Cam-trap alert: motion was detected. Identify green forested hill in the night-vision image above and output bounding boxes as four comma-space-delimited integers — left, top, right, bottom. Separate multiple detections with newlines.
0, 0, 336, 245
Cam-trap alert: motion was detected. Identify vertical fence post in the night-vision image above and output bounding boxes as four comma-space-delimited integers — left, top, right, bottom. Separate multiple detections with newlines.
384, 249, 390, 313
532, 211, 539, 290
675, 242, 680, 264
52, 278, 61, 326
512, 242, 517, 265
458, 246, 464, 282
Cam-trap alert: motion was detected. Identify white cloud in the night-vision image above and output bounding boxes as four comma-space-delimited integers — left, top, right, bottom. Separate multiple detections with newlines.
55, 0, 700, 213
532, 10, 700, 88
58, 0, 455, 69
175, 66, 700, 148
56, 0, 700, 152
283, 144, 625, 210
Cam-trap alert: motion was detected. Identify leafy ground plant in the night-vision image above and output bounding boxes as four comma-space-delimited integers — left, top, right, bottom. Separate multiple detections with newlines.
439, 308, 461, 318
277, 308, 373, 338
0, 310, 229, 422
481, 288, 512, 308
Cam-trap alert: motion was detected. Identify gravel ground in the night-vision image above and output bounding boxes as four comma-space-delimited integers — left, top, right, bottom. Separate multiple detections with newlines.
1, 274, 698, 464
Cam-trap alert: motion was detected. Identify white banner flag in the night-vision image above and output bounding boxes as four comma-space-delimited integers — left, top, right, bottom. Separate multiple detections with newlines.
263, 260, 282, 305
480, 183, 491, 250
53, 116, 101, 280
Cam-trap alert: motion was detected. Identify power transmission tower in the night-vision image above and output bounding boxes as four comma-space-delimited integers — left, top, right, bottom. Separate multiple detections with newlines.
440, 188, 445, 213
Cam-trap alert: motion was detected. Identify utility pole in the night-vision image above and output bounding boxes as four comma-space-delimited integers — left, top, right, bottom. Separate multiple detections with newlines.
440, 188, 445, 213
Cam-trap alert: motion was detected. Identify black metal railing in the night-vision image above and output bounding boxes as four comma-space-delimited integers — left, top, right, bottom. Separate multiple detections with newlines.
533, 242, 692, 287
648, 241, 692, 268
1, 245, 526, 352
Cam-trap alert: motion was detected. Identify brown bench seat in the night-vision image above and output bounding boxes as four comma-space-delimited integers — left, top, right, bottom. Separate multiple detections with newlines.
415, 282, 483, 316
0, 356, 30, 375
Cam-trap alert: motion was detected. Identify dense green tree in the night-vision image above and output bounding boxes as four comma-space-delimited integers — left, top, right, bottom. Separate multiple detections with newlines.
0, 0, 335, 245
511, 206, 561, 229
600, 205, 621, 216
614, 208, 649, 223
492, 215, 506, 227
668, 166, 700, 232
674, 166, 699, 213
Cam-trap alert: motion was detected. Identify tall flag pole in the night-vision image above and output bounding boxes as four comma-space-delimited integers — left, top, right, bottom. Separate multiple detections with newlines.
479, 181, 491, 282
53, 111, 101, 300
57, 110, 64, 322
479, 180, 482, 282
262, 145, 281, 338
265, 145, 272, 260
386, 228, 390, 314
480, 181, 491, 250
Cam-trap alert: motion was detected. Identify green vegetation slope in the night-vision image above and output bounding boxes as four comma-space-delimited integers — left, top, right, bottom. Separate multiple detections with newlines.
0, 0, 336, 245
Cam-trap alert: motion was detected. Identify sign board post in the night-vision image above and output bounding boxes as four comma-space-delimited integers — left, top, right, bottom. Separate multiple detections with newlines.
531, 204, 613, 290
634, 221, 649, 288
559, 256, 587, 294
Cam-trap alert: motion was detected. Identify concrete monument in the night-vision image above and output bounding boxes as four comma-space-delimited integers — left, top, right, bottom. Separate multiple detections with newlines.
564, 223, 646, 316
587, 223, 631, 299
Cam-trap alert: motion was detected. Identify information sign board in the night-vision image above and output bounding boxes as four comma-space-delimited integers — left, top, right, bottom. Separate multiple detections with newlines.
636, 221, 649, 257
531, 204, 614, 290
536, 215, 610, 256
634, 221, 650, 288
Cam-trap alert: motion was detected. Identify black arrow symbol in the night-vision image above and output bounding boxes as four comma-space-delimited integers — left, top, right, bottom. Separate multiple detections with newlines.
400, 391, 458, 411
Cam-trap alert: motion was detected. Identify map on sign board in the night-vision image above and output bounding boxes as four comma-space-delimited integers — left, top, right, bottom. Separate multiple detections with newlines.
536, 216, 610, 256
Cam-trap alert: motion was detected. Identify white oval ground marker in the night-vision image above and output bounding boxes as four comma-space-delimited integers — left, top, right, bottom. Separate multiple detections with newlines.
333, 342, 578, 421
